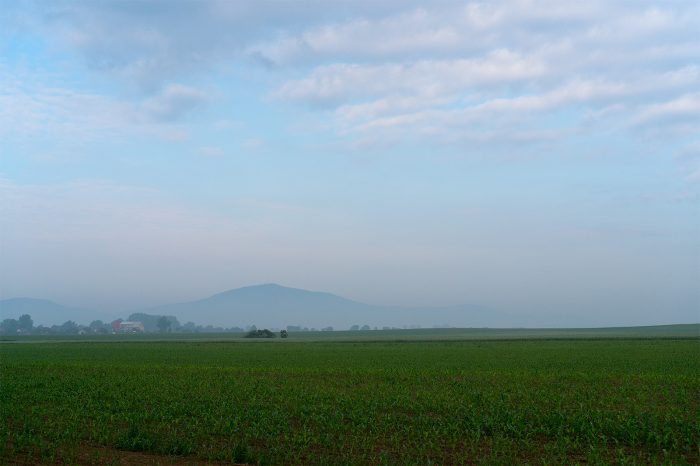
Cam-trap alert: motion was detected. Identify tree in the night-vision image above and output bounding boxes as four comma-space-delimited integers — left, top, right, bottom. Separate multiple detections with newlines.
157, 316, 171, 333
128, 313, 179, 332
280, 329, 288, 338
89, 320, 107, 334
60, 321, 78, 334
360, 325, 370, 331
245, 328, 275, 338
18, 314, 33, 333
182, 321, 197, 333
0, 319, 19, 334
350, 325, 359, 331
90, 320, 103, 329
90, 319, 109, 333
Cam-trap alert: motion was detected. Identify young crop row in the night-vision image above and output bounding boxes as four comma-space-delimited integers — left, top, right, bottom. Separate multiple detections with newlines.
1, 340, 698, 464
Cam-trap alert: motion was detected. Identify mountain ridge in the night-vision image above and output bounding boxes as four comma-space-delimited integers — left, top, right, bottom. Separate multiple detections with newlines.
2, 283, 503, 328
137, 283, 511, 328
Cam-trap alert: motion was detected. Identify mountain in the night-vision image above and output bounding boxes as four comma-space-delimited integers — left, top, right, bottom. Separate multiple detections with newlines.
1, 284, 512, 329
0, 298, 114, 326
143, 283, 372, 328
141, 283, 509, 329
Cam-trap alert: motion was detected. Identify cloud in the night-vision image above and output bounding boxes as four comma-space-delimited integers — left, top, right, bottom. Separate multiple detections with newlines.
0, 83, 131, 143
141, 84, 208, 122
0, 64, 207, 147
330, 68, 700, 144
633, 93, 700, 127
251, 8, 470, 65
338, 78, 625, 128
254, 1, 699, 149
196, 146, 225, 157
37, 1, 248, 91
273, 50, 545, 106
5, 0, 700, 156
15, 1, 698, 89
28, 0, 449, 90
251, 2, 605, 65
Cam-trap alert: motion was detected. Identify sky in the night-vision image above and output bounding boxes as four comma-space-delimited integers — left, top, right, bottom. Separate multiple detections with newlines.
1, 0, 698, 325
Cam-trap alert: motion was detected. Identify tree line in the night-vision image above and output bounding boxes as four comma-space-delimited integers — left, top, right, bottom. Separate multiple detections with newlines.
1, 313, 398, 336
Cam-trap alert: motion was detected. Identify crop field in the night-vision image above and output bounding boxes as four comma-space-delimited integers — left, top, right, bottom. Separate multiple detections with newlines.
1, 337, 699, 465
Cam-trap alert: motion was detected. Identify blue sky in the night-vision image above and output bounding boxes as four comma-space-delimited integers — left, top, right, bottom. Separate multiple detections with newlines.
1, 0, 698, 325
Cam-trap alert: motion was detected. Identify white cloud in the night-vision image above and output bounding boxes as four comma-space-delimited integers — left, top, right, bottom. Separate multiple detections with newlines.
252, 1, 605, 65
0, 85, 131, 143
273, 50, 545, 105
141, 84, 208, 122
5, 0, 700, 155
332, 68, 700, 141
633, 93, 700, 126
0, 65, 208, 147
28, 0, 452, 90
251, 1, 699, 149
252, 8, 468, 65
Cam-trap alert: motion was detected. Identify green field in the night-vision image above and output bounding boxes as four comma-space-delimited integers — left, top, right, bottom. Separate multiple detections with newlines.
1, 332, 699, 464
3, 323, 698, 343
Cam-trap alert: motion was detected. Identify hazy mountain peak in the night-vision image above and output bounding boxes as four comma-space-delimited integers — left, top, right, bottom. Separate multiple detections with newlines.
4, 285, 510, 330
139, 283, 507, 329
218, 283, 300, 294
207, 283, 348, 301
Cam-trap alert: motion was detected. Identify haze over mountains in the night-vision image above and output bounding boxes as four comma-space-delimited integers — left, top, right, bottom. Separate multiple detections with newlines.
142, 284, 508, 329
0, 298, 112, 327
2, 284, 510, 329
2, 284, 695, 329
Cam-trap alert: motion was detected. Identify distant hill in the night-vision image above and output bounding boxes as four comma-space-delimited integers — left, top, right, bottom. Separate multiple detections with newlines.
0, 285, 507, 329
0, 298, 113, 326
140, 283, 509, 329
3, 286, 698, 330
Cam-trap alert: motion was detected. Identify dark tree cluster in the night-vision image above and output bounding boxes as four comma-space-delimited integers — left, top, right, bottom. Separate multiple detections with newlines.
245, 328, 276, 338
179, 322, 245, 333
0, 314, 33, 334
0, 315, 113, 335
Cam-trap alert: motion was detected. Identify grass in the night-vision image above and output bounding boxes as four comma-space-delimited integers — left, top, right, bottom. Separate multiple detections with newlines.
1, 334, 699, 464
3, 323, 698, 343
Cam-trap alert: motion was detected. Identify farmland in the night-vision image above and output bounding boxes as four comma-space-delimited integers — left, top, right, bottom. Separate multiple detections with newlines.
1, 334, 699, 465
